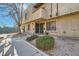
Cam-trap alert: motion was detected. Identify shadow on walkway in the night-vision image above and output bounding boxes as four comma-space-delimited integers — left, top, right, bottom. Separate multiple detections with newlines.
5, 45, 14, 56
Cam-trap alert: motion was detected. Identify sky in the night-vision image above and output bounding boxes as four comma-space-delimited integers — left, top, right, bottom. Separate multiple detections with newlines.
0, 3, 29, 27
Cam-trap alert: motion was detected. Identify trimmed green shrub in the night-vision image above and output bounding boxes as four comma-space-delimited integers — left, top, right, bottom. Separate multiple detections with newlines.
27, 34, 39, 41
36, 35, 54, 50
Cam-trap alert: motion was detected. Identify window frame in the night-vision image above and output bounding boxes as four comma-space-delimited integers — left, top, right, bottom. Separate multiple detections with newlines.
46, 21, 56, 31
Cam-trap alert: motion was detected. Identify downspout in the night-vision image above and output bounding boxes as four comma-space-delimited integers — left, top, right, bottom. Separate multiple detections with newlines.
50, 3, 52, 17
56, 3, 58, 16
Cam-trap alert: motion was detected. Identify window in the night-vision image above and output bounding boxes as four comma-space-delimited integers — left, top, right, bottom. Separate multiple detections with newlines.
46, 21, 56, 30
25, 13, 28, 20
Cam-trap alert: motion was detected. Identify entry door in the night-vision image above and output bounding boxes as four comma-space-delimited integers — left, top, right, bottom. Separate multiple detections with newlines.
35, 23, 39, 33
39, 23, 44, 34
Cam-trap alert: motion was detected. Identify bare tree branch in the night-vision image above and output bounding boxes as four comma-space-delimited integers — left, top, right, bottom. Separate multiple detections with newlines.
0, 3, 25, 33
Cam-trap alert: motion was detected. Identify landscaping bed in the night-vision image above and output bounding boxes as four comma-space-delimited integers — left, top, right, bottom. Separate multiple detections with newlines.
26, 34, 79, 56
26, 34, 55, 55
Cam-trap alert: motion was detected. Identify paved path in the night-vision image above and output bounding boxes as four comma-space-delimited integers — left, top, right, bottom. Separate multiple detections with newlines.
11, 38, 47, 56
0, 34, 47, 56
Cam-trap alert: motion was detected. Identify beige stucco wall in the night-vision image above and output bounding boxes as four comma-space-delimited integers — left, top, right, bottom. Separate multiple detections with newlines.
58, 3, 79, 16
43, 3, 79, 19
48, 13, 79, 37
30, 22, 35, 33
24, 22, 35, 33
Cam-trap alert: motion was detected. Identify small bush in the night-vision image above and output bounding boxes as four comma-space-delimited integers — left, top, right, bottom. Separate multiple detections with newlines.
36, 36, 54, 51
27, 34, 38, 41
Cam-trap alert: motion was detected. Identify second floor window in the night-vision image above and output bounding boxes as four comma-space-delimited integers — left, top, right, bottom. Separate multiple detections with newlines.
25, 13, 28, 20
46, 21, 56, 31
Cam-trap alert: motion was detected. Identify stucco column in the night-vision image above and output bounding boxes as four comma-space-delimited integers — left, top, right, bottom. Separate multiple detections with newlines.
44, 21, 46, 33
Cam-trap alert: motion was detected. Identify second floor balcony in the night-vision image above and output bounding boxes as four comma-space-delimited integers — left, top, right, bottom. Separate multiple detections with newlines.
26, 8, 48, 22
32, 8, 47, 20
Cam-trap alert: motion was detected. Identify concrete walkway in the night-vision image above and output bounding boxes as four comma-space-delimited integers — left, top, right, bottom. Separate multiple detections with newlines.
11, 38, 47, 56
0, 34, 48, 56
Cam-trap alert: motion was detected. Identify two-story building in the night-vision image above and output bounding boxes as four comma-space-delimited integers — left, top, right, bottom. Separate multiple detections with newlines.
24, 3, 79, 38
